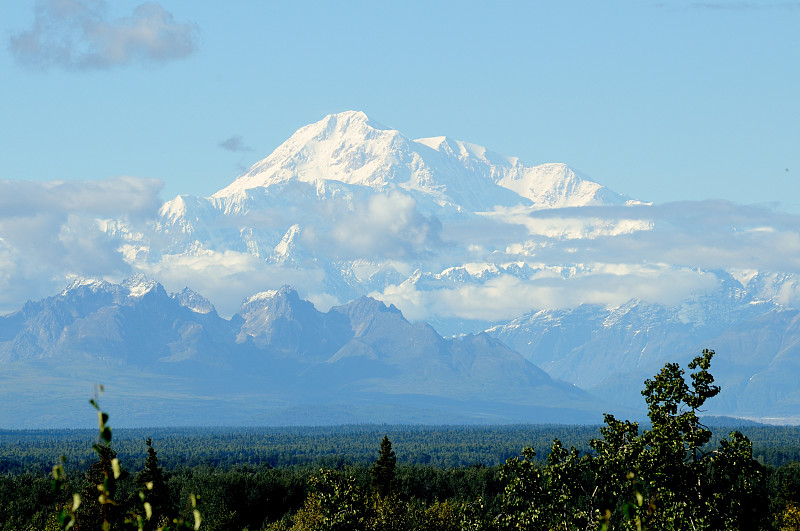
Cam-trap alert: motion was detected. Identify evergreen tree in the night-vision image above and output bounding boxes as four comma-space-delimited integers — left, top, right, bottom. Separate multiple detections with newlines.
135, 438, 170, 529
371, 436, 397, 497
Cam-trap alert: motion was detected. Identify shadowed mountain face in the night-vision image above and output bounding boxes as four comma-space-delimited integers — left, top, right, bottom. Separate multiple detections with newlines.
487, 276, 800, 423
3, 274, 800, 427
237, 286, 353, 362
0, 279, 601, 428
0, 277, 236, 367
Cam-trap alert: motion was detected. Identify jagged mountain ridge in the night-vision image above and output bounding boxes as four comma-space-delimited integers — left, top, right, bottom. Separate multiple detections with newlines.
0, 275, 238, 367
487, 271, 800, 421
3, 272, 800, 425
0, 278, 600, 428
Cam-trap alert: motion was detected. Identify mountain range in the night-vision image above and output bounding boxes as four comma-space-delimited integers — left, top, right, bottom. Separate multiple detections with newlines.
2, 110, 799, 427
0, 277, 598, 428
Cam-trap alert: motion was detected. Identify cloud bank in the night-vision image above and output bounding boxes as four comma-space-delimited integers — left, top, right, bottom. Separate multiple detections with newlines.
2, 177, 799, 332
156, 197, 800, 323
9, 0, 198, 70
376, 266, 721, 323
145, 190, 443, 315
368, 200, 800, 323
0, 177, 162, 312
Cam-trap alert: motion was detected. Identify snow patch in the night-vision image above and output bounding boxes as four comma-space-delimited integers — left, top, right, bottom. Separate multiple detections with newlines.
122, 274, 158, 298
62, 278, 107, 295
728, 268, 759, 288
244, 290, 279, 304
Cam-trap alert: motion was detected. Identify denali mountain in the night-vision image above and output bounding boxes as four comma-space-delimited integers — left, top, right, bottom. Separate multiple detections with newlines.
209, 110, 635, 211
152, 110, 650, 317
3, 111, 799, 426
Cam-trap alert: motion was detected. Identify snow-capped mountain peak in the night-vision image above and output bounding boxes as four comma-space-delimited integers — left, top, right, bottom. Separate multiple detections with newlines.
122, 274, 160, 298
213, 111, 406, 197
241, 289, 279, 307
209, 111, 630, 212
149, 111, 659, 331
172, 287, 215, 314
62, 277, 111, 295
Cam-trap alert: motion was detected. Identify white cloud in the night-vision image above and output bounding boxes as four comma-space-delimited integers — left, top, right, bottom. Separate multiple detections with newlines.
483, 205, 654, 239
141, 249, 328, 317
0, 177, 162, 313
0, 177, 163, 218
135, 198, 800, 324
376, 265, 719, 323
482, 201, 800, 275
300, 190, 443, 260
4, 180, 800, 332
356, 201, 800, 322
9, 0, 198, 70
144, 198, 800, 325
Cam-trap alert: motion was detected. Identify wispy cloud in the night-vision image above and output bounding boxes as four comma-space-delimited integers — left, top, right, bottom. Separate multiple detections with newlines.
0, 176, 163, 218
370, 200, 800, 322
218, 135, 253, 153
9, 0, 198, 71
141, 251, 329, 317
376, 266, 720, 323
301, 191, 443, 260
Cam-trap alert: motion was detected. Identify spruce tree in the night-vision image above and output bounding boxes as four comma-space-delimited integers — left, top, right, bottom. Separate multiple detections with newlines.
371, 435, 397, 497
135, 438, 170, 529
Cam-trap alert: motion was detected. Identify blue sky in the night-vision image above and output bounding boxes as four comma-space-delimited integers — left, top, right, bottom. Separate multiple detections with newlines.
2, 0, 798, 210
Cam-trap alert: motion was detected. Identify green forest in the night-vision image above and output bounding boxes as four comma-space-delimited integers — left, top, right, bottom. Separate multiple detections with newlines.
4, 350, 800, 530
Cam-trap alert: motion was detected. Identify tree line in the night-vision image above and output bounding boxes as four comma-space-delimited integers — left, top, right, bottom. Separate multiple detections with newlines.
4, 350, 800, 529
